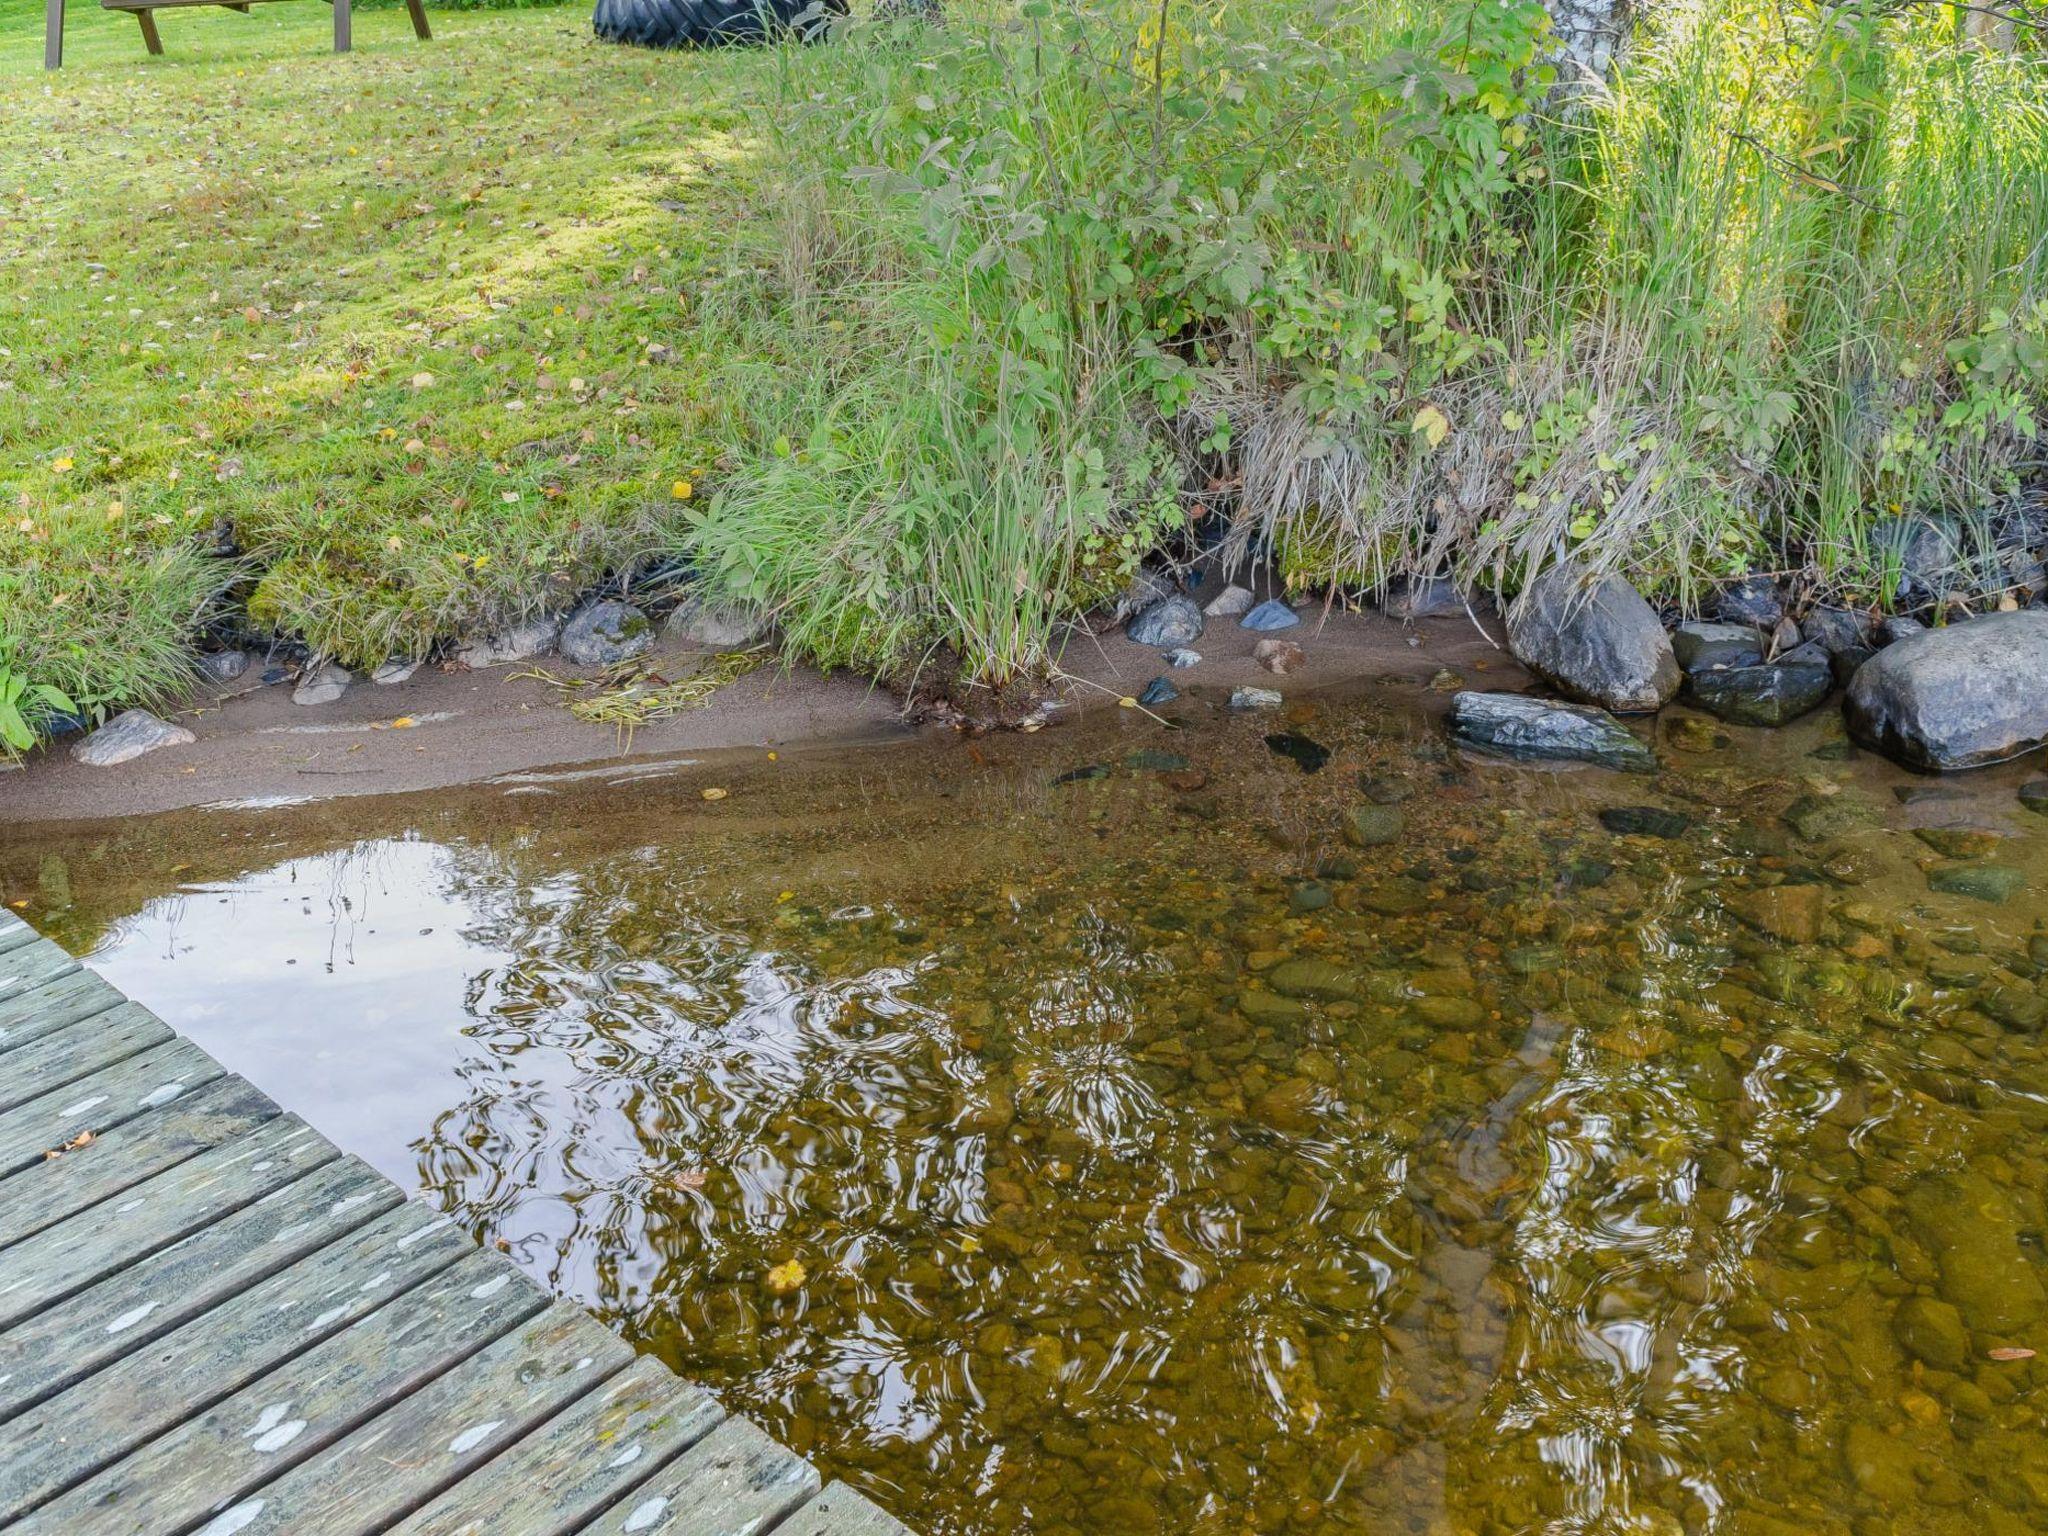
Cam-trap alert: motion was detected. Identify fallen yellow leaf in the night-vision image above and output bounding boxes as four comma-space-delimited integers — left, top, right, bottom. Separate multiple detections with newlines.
701, 787, 728, 801
391, 716, 416, 728
410, 371, 434, 389
52, 457, 74, 473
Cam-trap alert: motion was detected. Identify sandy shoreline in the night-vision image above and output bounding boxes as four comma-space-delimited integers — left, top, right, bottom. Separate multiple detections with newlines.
0, 607, 1525, 824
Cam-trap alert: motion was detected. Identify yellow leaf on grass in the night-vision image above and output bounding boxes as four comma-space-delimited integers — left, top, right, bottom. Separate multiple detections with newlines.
51, 457, 74, 473
1500, 410, 1526, 432
1411, 405, 1450, 451
766, 1258, 806, 1294
672, 480, 694, 500
410, 371, 434, 390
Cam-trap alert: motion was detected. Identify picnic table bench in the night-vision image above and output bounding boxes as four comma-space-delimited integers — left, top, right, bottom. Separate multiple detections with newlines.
44, 0, 431, 68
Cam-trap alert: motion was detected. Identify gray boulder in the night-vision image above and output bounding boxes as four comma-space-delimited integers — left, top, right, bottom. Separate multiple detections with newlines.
560, 599, 654, 667
292, 662, 352, 706
1448, 691, 1653, 771
667, 592, 771, 650
456, 616, 560, 669
1803, 608, 1875, 656
1506, 564, 1679, 713
71, 709, 195, 766
1845, 610, 2048, 770
1383, 576, 1469, 620
1671, 621, 1762, 674
1126, 594, 1203, 647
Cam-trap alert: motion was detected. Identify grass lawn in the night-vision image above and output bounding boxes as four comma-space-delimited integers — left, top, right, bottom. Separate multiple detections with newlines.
2, 0, 779, 723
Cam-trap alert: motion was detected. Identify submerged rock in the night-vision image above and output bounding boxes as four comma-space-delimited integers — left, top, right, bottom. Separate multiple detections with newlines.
1126, 594, 1204, 647
292, 662, 352, 706
457, 616, 560, 669
1599, 805, 1691, 839
1240, 599, 1300, 632
1926, 863, 2025, 903
559, 598, 653, 667
1342, 804, 1404, 848
70, 709, 194, 767
1687, 662, 1832, 726
1725, 883, 1826, 944
1904, 1171, 2048, 1333
1265, 733, 1330, 773
2019, 779, 2048, 814
1448, 691, 1653, 771
1844, 610, 2048, 769
1506, 563, 1679, 713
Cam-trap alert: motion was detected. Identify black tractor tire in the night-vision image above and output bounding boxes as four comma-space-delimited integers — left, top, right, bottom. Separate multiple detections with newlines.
593, 0, 842, 47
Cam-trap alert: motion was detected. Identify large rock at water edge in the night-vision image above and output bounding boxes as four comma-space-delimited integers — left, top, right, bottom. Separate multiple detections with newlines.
1448, 692, 1652, 771
1687, 662, 1832, 727
1843, 610, 2048, 770
71, 709, 195, 767
560, 598, 654, 667
1125, 595, 1203, 647
292, 662, 353, 706
1506, 565, 1679, 714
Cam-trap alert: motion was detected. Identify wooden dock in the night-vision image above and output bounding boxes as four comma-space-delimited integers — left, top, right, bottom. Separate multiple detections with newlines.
0, 910, 910, 1536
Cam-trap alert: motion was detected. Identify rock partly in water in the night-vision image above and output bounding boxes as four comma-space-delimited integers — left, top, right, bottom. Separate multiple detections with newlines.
198, 650, 251, 684
1671, 621, 1763, 675
1230, 687, 1283, 711
1126, 594, 1204, 647
666, 593, 771, 650
1202, 584, 1255, 619
1137, 676, 1179, 707
1506, 564, 1680, 713
1687, 662, 1833, 726
70, 709, 195, 767
292, 662, 353, 706
1447, 691, 1653, 771
457, 617, 561, 669
1843, 610, 2048, 770
1240, 599, 1300, 632
559, 599, 654, 667
1716, 575, 1786, 627
1254, 639, 1305, 675
372, 658, 423, 686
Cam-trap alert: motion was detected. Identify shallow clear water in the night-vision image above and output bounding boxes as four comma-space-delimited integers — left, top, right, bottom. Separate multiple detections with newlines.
9, 686, 2048, 1536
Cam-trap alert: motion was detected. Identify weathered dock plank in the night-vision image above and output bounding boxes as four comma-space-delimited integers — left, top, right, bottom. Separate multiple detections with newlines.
0, 937, 80, 1005
14, 1251, 545, 1535
0, 1000, 169, 1114
780, 1484, 921, 1536
0, 1073, 279, 1246
0, 1156, 395, 1416
0, 1035, 223, 1176
0, 1201, 472, 1522
0, 1114, 331, 1331
194, 1301, 632, 1536
388, 1356, 727, 1536
0, 919, 39, 957
0, 967, 122, 1053
580, 1417, 821, 1536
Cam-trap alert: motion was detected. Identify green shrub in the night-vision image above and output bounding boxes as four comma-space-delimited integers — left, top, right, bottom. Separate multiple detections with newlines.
687, 0, 2047, 686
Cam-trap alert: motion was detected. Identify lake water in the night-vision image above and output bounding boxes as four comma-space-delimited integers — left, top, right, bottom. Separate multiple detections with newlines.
7, 683, 2048, 1536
